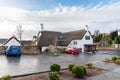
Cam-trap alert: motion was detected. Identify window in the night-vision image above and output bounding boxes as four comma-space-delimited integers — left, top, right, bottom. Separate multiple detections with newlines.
85, 36, 90, 40
73, 41, 77, 45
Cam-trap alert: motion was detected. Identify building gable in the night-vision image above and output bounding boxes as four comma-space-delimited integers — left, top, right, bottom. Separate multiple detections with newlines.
3, 36, 21, 46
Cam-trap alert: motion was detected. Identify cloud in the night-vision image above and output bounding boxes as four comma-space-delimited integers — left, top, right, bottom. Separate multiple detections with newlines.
0, 2, 120, 40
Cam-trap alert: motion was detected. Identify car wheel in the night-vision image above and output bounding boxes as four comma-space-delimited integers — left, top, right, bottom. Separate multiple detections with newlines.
6, 55, 9, 57
77, 53, 79, 54
18, 54, 21, 57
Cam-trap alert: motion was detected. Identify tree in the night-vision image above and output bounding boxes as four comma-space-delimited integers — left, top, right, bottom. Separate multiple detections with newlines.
93, 34, 102, 43
16, 24, 24, 43
110, 31, 118, 40
108, 38, 113, 44
114, 36, 120, 44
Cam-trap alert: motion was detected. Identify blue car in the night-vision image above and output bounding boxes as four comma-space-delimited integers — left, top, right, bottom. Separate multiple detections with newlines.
6, 45, 22, 56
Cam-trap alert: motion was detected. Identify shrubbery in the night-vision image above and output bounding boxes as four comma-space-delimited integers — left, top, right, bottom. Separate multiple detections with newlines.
104, 58, 110, 62
48, 72, 60, 80
80, 66, 86, 75
85, 61, 93, 67
71, 65, 85, 78
115, 60, 120, 64
50, 64, 61, 72
68, 64, 75, 71
1, 75, 11, 80
117, 56, 120, 60
112, 56, 117, 61
56, 47, 66, 53
44, 48, 51, 53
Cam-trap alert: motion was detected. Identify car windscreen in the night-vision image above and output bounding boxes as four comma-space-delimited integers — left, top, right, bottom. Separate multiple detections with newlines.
10, 46, 20, 50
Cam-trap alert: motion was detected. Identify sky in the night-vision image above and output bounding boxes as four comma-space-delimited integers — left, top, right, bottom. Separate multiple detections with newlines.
0, 0, 120, 40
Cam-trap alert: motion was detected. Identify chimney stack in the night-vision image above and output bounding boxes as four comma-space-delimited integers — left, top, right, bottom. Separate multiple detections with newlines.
85, 25, 89, 31
40, 23, 44, 32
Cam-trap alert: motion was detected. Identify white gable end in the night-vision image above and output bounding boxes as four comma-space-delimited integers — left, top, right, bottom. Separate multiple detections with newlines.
67, 31, 93, 52
4, 38, 21, 46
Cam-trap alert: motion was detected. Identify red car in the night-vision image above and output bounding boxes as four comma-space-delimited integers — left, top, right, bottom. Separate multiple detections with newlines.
65, 48, 80, 54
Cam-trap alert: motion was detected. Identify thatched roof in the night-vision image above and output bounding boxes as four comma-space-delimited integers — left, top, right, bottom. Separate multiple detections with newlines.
38, 31, 62, 47
36, 29, 87, 47
58, 29, 87, 46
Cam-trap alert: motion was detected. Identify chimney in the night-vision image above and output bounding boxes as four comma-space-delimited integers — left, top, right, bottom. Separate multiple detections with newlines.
37, 23, 44, 37
40, 23, 44, 32
85, 25, 89, 31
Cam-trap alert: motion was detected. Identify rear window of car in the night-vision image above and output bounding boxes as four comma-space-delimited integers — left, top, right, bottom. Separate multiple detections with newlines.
10, 46, 20, 49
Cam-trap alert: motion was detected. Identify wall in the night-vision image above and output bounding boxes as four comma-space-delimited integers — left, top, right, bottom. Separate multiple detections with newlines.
21, 46, 39, 54
80, 31, 93, 52
0, 46, 39, 55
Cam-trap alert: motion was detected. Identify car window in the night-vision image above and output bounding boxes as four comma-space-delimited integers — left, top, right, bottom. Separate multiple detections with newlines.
10, 46, 20, 49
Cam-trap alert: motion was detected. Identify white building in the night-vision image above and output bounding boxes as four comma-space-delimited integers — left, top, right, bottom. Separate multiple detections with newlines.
3, 36, 21, 46
67, 30, 93, 52
33, 29, 94, 52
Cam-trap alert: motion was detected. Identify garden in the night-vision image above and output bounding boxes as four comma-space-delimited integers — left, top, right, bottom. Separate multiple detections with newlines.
11, 62, 108, 80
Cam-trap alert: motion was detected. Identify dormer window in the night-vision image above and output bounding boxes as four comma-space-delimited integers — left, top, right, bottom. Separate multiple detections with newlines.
85, 36, 90, 40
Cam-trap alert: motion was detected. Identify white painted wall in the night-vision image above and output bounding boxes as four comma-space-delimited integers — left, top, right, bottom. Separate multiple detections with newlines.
118, 31, 120, 36
67, 31, 93, 52
42, 46, 48, 52
4, 38, 21, 46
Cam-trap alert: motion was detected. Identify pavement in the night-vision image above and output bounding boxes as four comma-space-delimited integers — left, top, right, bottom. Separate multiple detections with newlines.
88, 61, 120, 80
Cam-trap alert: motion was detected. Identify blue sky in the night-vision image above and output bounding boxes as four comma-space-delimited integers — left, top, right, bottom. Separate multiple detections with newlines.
0, 0, 119, 10
0, 0, 120, 40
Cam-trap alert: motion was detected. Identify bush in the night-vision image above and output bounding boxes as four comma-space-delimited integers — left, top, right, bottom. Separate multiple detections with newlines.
115, 60, 120, 64
48, 72, 60, 80
112, 56, 117, 61
71, 66, 85, 78
104, 58, 110, 62
117, 56, 120, 60
68, 64, 75, 71
44, 48, 51, 53
79, 66, 86, 75
1, 75, 11, 80
50, 64, 61, 72
85, 61, 93, 67
56, 47, 66, 53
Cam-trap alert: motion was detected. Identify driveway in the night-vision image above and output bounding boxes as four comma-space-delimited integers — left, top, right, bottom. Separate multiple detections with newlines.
0, 51, 117, 77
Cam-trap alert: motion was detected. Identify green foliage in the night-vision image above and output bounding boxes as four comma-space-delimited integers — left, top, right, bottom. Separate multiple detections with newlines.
108, 38, 113, 44
117, 56, 120, 60
50, 64, 61, 72
1, 75, 11, 80
114, 36, 120, 44
104, 58, 110, 62
93, 34, 103, 43
110, 31, 118, 40
56, 47, 66, 53
71, 66, 85, 78
48, 72, 60, 80
68, 64, 75, 71
112, 56, 117, 61
85, 61, 93, 67
44, 48, 51, 53
79, 66, 86, 75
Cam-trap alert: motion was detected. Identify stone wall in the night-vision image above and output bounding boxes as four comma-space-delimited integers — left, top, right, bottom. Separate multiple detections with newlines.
21, 46, 39, 54
0, 46, 39, 55
0, 46, 7, 54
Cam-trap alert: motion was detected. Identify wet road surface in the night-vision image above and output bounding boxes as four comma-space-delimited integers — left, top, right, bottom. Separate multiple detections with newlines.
0, 50, 120, 77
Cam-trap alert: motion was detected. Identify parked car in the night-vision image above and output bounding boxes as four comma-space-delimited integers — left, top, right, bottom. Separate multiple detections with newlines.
65, 48, 80, 54
5, 45, 22, 56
